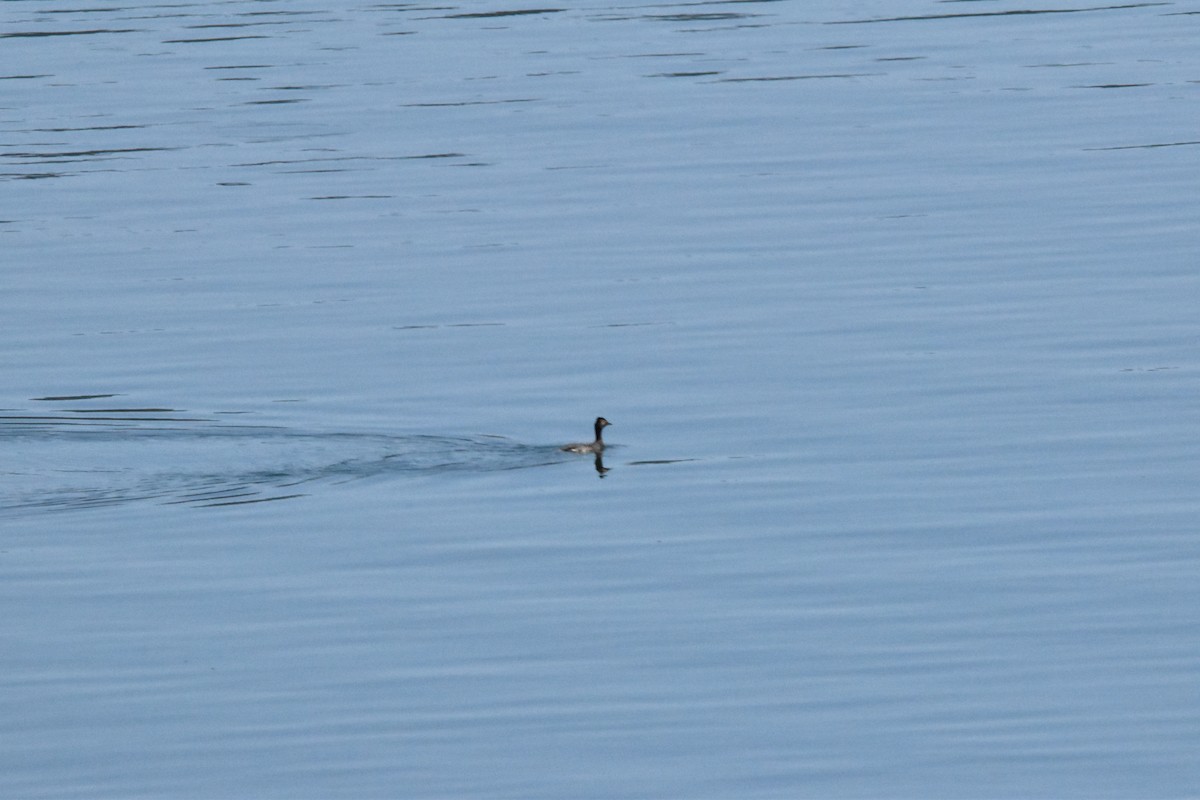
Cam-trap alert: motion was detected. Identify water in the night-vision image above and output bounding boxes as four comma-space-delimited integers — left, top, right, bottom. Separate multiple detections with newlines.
3, 1, 1199, 797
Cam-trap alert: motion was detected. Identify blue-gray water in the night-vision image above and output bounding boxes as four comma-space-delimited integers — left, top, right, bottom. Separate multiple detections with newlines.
3, 2, 1199, 797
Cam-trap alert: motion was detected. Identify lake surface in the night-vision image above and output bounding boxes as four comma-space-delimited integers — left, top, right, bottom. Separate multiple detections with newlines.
3, 1, 1199, 797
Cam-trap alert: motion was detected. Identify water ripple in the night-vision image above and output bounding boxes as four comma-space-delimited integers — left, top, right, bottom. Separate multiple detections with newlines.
0, 413, 575, 516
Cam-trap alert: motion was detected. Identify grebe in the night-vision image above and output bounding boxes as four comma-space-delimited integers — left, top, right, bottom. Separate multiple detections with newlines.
561, 417, 610, 454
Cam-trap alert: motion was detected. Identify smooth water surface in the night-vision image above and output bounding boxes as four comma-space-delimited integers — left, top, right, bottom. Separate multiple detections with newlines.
3, 1, 1199, 797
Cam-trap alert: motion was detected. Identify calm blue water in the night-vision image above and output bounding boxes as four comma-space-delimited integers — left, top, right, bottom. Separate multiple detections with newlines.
3, 2, 1199, 797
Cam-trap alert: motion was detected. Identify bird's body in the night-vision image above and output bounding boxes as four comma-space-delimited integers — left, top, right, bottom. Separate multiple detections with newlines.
561, 417, 610, 454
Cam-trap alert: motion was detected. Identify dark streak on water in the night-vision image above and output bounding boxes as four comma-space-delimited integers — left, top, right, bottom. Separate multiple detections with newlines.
0, 29, 141, 38
827, 3, 1170, 24
1085, 139, 1200, 150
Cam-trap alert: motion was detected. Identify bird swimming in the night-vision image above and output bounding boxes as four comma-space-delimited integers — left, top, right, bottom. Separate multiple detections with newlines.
561, 417, 610, 454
